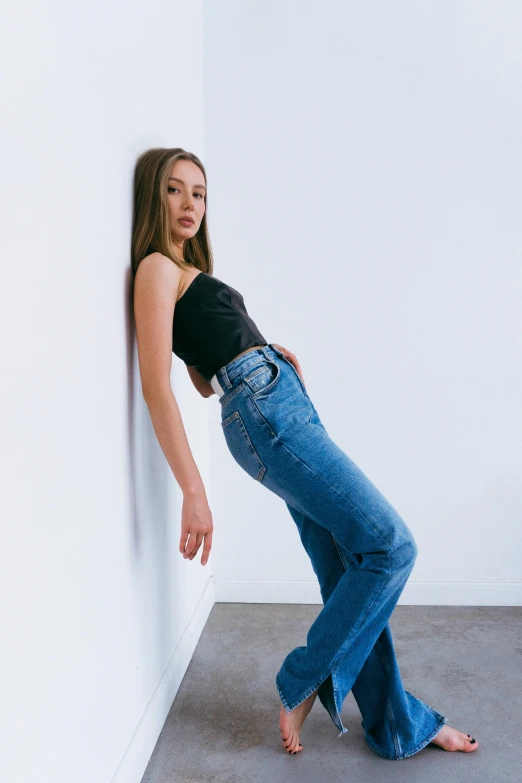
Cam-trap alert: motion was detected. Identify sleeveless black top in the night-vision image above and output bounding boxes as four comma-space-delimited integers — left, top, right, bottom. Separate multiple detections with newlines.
172, 272, 268, 382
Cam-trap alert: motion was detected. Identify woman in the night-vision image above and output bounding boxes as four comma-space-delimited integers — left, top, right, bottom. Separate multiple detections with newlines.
131, 147, 478, 759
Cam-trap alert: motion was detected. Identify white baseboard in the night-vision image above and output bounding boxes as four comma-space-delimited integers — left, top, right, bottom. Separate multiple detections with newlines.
111, 577, 215, 783
213, 576, 522, 606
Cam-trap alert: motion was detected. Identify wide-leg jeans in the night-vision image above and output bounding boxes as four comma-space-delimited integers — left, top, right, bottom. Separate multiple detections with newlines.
215, 343, 447, 760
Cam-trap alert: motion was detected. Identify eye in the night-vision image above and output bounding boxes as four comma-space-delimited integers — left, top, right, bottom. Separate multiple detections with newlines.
168, 187, 204, 198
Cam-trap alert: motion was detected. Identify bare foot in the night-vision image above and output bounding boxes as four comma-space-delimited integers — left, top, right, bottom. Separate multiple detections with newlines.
430, 724, 479, 752
279, 688, 319, 754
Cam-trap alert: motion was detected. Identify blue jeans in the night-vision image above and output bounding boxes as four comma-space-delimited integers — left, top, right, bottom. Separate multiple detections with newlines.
215, 343, 447, 759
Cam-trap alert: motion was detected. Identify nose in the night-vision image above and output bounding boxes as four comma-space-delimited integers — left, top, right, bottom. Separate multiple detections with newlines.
182, 194, 196, 210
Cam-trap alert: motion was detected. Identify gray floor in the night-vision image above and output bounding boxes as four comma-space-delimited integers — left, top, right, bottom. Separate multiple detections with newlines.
141, 604, 521, 783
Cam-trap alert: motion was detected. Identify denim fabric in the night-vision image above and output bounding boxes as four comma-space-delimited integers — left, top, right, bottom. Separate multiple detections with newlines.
216, 343, 447, 759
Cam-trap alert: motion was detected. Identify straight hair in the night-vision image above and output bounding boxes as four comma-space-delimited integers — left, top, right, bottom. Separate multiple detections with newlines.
131, 147, 214, 277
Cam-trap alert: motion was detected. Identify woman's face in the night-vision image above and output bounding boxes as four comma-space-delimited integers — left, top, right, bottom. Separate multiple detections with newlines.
167, 160, 206, 257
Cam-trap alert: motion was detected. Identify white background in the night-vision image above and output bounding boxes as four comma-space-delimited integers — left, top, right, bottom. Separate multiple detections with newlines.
1, 2, 520, 782
206, 0, 522, 605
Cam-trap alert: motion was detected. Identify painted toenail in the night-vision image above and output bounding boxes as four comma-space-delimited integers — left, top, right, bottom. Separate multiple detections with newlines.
467, 734, 471, 737
470, 738, 476, 743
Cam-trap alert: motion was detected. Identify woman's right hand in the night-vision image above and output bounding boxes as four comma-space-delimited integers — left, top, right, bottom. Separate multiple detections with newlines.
179, 490, 213, 566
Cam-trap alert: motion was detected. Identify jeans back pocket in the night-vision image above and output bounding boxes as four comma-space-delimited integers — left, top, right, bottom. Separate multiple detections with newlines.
221, 410, 266, 482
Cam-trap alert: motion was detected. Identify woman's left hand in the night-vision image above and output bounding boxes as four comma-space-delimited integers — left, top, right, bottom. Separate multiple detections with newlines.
272, 343, 306, 387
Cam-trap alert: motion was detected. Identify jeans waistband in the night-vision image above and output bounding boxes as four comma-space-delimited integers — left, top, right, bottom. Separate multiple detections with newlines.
210, 343, 280, 399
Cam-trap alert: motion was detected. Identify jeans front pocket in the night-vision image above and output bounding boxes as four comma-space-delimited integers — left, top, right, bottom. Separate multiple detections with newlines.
243, 360, 281, 398
221, 410, 266, 482
271, 345, 308, 397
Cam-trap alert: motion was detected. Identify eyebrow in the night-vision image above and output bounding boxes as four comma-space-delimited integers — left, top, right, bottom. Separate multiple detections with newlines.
168, 177, 206, 191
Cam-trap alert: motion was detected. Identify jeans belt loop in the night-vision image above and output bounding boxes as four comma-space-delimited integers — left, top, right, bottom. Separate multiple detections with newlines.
262, 344, 275, 361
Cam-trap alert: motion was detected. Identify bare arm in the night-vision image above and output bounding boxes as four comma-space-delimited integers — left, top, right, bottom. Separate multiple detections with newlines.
134, 253, 213, 565
186, 364, 215, 398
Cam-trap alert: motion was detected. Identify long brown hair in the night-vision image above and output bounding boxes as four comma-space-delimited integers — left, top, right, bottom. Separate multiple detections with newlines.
131, 147, 214, 277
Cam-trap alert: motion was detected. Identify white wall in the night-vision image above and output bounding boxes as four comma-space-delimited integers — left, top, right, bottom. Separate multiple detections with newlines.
205, 1, 522, 606
2, 3, 521, 782
1, 2, 212, 783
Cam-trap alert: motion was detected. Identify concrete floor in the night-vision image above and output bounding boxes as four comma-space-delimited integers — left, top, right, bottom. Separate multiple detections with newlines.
140, 604, 521, 783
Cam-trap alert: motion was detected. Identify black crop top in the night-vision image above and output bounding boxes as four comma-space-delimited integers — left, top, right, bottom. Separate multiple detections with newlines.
172, 272, 268, 382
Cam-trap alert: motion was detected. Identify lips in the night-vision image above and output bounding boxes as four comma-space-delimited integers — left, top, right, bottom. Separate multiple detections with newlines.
179, 217, 194, 225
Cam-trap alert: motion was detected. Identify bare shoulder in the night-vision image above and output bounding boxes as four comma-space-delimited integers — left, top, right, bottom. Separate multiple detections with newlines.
133, 252, 183, 341
135, 252, 182, 293
133, 254, 183, 397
